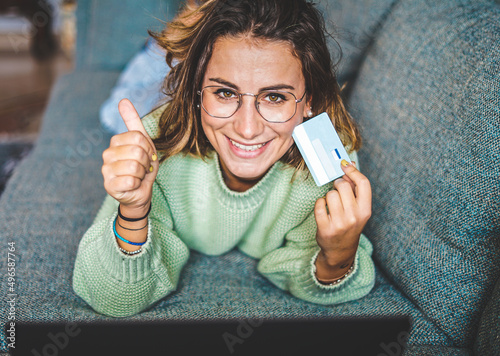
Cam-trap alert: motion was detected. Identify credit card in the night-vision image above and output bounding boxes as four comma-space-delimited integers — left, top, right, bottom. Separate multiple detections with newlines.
292, 112, 351, 186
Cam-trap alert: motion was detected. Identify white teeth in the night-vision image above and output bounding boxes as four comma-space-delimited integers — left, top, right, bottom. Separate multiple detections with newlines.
230, 139, 266, 151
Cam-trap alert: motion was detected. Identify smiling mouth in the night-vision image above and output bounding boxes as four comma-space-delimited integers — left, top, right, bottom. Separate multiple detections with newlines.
229, 138, 270, 152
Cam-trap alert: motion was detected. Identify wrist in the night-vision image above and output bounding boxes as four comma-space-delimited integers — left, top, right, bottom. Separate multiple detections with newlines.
315, 249, 356, 281
114, 216, 147, 250
315, 263, 354, 285
114, 203, 150, 252
119, 201, 151, 221
317, 248, 355, 269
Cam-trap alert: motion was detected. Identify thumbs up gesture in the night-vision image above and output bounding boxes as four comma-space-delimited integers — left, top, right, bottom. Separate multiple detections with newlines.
102, 99, 159, 217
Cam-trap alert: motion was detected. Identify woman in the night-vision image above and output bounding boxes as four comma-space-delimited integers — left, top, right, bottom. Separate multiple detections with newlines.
73, 0, 375, 317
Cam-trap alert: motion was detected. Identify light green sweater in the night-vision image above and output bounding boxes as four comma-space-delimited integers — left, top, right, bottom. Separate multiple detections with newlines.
72, 106, 375, 317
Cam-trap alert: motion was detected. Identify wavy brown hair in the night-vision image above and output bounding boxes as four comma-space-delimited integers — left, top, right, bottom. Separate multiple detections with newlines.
150, 0, 361, 170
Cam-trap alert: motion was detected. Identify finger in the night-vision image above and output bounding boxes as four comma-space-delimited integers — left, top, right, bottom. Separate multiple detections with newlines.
118, 99, 157, 157
314, 197, 330, 230
340, 159, 372, 207
107, 175, 142, 194
324, 189, 344, 218
333, 177, 358, 215
339, 173, 356, 193
103, 145, 152, 172
105, 160, 148, 181
118, 98, 148, 135
348, 161, 358, 188
109, 131, 156, 161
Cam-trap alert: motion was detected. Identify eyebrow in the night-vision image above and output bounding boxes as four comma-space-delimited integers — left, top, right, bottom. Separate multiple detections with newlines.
208, 77, 296, 92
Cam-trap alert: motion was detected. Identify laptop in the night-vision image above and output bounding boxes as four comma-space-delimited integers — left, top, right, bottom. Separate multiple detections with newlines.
10, 316, 411, 355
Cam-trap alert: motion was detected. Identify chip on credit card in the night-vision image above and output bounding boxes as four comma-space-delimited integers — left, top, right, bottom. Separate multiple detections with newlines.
292, 112, 351, 186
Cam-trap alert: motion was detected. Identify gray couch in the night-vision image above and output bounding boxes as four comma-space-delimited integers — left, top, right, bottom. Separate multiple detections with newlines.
1, 0, 499, 355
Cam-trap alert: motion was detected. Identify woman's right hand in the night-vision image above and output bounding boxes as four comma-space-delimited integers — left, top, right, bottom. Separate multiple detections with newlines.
102, 99, 159, 218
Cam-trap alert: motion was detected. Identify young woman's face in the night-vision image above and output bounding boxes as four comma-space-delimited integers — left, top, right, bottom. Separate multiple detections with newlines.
200, 36, 309, 191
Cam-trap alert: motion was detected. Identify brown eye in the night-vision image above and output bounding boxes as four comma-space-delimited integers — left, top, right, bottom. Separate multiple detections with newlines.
262, 92, 287, 104
214, 88, 237, 100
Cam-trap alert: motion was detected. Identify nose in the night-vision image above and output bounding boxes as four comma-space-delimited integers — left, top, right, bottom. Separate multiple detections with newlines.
233, 95, 265, 140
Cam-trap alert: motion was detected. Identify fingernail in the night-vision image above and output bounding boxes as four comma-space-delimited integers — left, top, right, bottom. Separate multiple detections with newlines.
149, 165, 154, 172
341, 159, 349, 167
152, 153, 157, 161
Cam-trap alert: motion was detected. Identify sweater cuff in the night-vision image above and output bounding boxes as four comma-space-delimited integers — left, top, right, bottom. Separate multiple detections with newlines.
309, 248, 359, 290
289, 246, 374, 304
96, 212, 160, 283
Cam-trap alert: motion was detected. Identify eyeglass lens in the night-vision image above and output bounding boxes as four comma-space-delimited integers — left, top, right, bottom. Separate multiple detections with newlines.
201, 86, 298, 123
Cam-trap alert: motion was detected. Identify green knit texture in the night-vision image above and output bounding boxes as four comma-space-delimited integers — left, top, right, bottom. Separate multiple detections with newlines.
72, 106, 375, 317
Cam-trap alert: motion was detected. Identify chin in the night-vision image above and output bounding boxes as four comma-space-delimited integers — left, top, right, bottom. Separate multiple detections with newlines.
231, 165, 268, 181
224, 158, 271, 181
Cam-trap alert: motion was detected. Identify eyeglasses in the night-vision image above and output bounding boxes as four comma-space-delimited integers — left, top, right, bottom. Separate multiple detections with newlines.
197, 85, 306, 123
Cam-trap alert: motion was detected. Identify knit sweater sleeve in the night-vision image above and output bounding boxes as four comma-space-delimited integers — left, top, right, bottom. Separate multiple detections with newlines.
72, 182, 190, 317
257, 210, 375, 305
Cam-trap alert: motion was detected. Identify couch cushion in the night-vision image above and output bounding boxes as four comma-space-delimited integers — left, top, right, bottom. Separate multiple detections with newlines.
0, 72, 456, 353
348, 0, 500, 348
474, 275, 500, 355
75, 0, 396, 78
316, 0, 399, 85
75, 0, 181, 70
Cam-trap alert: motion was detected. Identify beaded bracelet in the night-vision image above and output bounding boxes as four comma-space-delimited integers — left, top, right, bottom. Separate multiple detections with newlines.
118, 203, 151, 222
113, 217, 146, 246
316, 264, 355, 286
118, 246, 142, 256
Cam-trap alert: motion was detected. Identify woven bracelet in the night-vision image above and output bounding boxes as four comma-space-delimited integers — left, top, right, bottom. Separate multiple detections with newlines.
118, 203, 151, 222
113, 217, 146, 246
117, 219, 148, 231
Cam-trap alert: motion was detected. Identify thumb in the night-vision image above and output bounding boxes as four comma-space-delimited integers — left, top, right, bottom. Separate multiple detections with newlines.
118, 98, 157, 154
119, 99, 151, 138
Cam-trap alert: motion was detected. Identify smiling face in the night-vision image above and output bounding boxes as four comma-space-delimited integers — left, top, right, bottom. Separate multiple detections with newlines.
200, 36, 309, 192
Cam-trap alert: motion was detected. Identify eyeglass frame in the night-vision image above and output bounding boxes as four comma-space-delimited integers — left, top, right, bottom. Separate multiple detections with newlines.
196, 85, 307, 123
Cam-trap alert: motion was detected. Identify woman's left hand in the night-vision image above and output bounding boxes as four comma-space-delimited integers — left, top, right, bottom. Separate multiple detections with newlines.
313, 159, 372, 280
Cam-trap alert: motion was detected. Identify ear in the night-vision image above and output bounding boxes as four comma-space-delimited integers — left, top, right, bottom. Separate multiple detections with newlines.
302, 97, 313, 118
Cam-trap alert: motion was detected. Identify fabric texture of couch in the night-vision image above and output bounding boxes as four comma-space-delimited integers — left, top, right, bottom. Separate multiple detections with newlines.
0, 0, 498, 355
